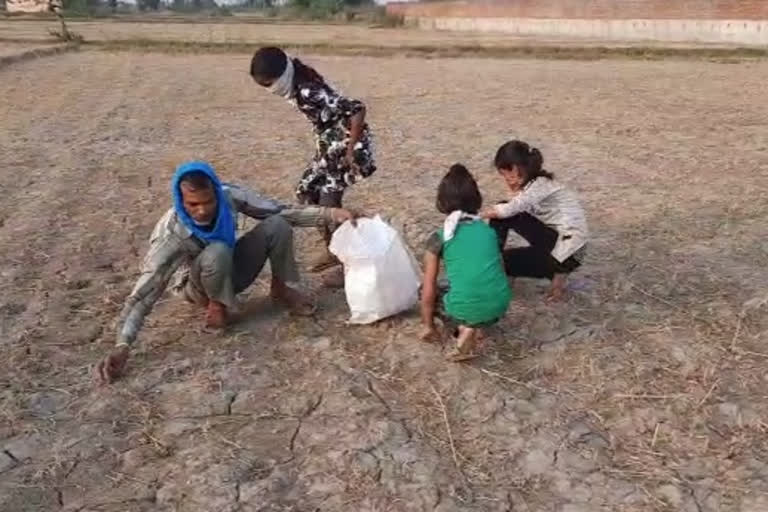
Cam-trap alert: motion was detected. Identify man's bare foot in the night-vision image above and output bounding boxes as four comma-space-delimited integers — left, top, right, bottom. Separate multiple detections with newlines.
310, 250, 341, 273
475, 328, 486, 350
321, 267, 345, 289
547, 274, 567, 302
271, 279, 316, 316
205, 300, 227, 328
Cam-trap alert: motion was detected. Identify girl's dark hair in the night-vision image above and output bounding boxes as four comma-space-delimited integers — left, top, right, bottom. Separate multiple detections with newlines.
250, 46, 324, 86
436, 164, 483, 214
494, 140, 554, 185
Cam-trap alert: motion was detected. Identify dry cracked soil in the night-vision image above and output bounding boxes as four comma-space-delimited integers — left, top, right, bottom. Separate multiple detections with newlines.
1, 47, 768, 511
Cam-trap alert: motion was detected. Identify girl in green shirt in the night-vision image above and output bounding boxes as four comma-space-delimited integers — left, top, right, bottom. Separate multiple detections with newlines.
421, 164, 512, 362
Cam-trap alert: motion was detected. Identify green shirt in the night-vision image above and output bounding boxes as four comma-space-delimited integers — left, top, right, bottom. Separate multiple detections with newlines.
428, 220, 511, 326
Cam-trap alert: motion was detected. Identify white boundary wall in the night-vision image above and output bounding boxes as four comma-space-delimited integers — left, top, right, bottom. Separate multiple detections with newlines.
409, 17, 768, 46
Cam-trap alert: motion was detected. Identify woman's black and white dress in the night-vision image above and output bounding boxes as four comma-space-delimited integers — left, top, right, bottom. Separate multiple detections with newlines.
288, 68, 376, 205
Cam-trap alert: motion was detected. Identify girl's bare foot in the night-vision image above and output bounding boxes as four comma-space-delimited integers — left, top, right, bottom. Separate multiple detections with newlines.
547, 274, 567, 302
447, 326, 478, 362
420, 325, 439, 343
446, 348, 479, 362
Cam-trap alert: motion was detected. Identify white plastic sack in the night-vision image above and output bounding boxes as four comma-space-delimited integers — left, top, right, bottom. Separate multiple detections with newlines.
329, 216, 421, 324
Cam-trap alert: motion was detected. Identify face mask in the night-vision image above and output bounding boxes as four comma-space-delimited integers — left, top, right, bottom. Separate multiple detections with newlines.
268, 57, 295, 99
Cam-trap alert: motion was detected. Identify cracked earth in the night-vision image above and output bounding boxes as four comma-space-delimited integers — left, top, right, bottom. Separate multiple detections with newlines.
1, 48, 768, 511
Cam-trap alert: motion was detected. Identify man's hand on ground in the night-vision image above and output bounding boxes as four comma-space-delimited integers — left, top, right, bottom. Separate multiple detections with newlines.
96, 345, 129, 384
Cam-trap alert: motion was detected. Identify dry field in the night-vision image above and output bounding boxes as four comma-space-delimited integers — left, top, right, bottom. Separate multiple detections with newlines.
1, 39, 768, 512
0, 18, 560, 47
0, 42, 61, 58
1, 18, 759, 52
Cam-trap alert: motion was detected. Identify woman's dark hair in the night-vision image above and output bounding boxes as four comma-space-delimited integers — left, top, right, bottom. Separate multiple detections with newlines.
250, 46, 324, 86
494, 140, 554, 185
250, 47, 287, 82
293, 58, 324, 86
436, 164, 483, 214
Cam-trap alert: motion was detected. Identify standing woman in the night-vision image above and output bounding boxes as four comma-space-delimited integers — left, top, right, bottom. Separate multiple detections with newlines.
250, 47, 376, 271
482, 140, 588, 301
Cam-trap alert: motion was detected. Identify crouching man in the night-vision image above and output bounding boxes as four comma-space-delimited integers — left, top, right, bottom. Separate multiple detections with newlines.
97, 161, 358, 383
